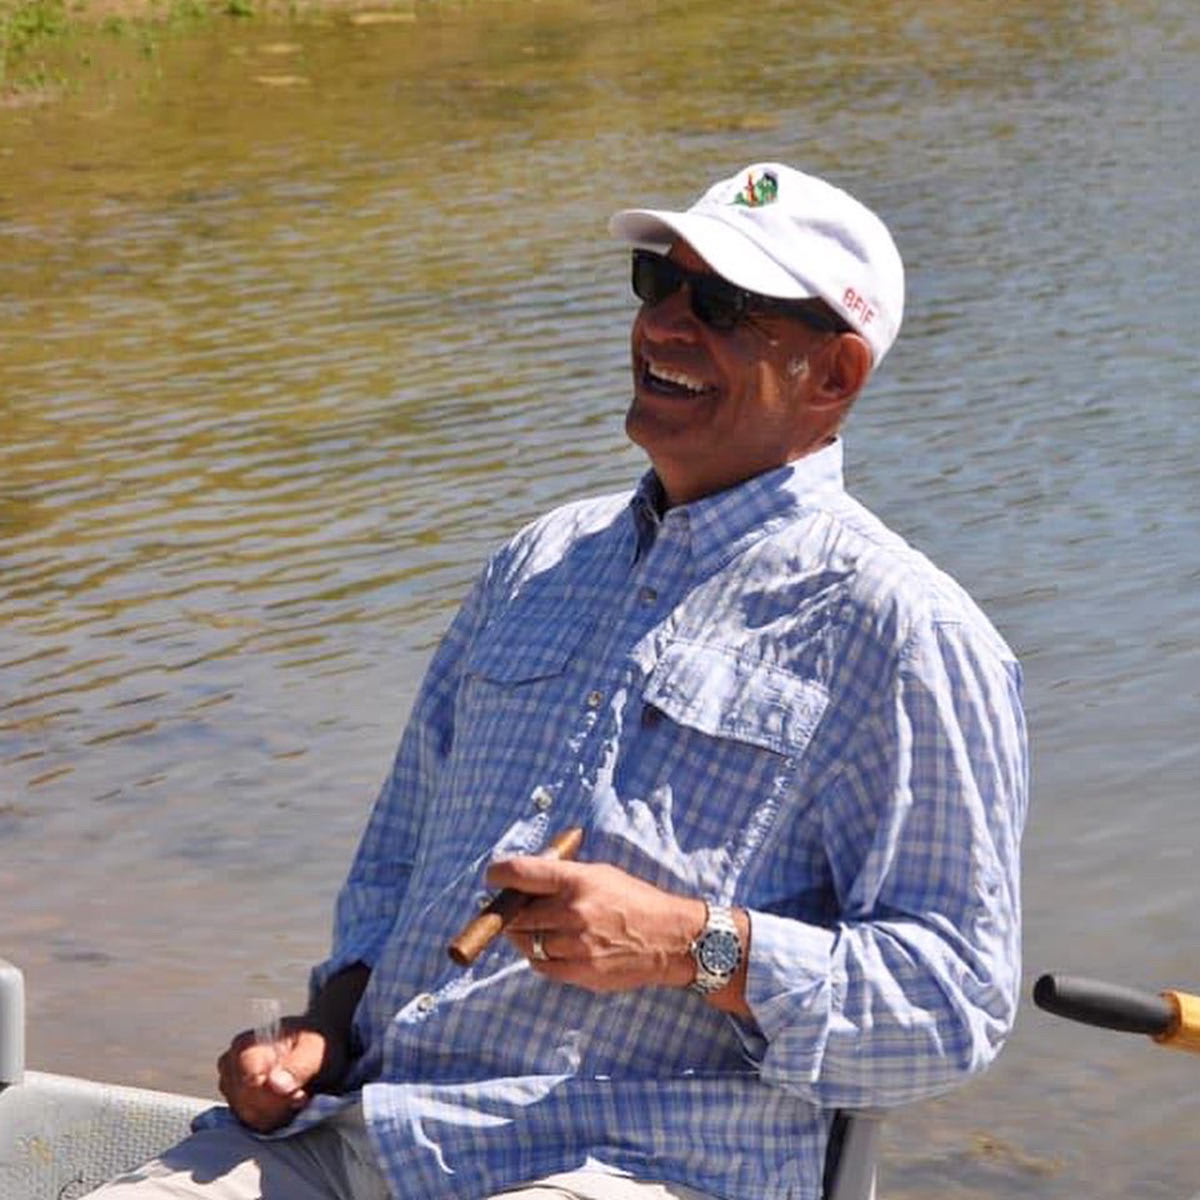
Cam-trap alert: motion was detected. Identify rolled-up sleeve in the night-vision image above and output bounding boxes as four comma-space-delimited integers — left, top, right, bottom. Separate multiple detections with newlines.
744, 615, 1028, 1109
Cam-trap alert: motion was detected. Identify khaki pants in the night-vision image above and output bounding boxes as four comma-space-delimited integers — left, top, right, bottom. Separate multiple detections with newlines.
86, 1103, 721, 1200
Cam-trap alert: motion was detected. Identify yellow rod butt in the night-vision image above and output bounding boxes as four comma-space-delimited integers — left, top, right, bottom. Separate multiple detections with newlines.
1156, 990, 1200, 1054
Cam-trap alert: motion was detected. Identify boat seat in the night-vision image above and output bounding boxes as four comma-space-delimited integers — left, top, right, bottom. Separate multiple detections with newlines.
0, 1067, 209, 1200
823, 1106, 882, 1200
0, 957, 881, 1199
0, 957, 209, 1199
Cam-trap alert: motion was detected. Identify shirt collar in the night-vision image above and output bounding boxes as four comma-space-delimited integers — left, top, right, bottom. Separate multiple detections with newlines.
630, 472, 667, 561
630, 439, 847, 573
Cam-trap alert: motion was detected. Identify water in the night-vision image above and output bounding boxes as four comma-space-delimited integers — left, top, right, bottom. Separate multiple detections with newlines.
2, 0, 1199, 1194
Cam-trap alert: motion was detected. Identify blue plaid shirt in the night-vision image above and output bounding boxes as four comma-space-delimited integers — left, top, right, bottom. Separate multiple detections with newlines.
217, 439, 1027, 1200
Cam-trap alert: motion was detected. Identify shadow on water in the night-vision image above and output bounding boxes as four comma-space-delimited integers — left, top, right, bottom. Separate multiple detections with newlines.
2, 0, 1199, 1195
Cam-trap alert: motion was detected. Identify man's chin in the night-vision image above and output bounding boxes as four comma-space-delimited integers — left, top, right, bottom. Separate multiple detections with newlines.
624, 398, 676, 456
625, 390, 707, 445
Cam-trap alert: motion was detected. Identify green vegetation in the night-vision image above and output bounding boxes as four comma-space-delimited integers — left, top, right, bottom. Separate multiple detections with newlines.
1, 0, 68, 89
0, 0, 260, 95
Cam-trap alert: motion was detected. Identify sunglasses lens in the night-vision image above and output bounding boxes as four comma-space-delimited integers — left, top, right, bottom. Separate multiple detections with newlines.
631, 251, 746, 331
631, 252, 678, 306
689, 279, 743, 330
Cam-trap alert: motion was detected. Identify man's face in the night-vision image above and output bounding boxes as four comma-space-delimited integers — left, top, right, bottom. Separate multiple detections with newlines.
625, 241, 849, 507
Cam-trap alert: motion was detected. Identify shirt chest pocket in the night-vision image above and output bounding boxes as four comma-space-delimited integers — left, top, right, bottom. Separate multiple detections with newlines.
445, 604, 593, 835
643, 639, 829, 759
609, 641, 830, 893
463, 594, 592, 688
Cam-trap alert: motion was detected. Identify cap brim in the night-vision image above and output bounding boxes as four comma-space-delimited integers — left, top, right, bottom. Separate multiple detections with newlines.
609, 208, 816, 301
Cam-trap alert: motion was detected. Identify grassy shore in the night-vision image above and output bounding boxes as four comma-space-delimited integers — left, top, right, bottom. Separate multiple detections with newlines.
0, 0, 411, 100
2, 0, 242, 98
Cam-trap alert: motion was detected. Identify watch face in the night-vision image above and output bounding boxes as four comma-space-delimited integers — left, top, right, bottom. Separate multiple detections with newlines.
699, 929, 740, 975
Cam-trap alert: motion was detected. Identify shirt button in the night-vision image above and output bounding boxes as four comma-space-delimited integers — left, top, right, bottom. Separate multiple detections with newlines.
586, 689, 604, 709
531, 785, 553, 812
639, 586, 658, 606
415, 993, 436, 1014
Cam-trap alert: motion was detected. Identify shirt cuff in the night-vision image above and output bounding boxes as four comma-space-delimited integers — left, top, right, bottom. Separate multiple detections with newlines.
738, 910, 837, 1084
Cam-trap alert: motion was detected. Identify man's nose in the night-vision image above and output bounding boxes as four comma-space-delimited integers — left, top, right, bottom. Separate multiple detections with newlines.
637, 285, 700, 340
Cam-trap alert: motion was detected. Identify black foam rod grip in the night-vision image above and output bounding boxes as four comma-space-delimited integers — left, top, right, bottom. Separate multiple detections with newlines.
1033, 973, 1173, 1036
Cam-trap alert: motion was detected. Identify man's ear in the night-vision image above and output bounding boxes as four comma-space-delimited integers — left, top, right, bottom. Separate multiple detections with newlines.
814, 333, 872, 408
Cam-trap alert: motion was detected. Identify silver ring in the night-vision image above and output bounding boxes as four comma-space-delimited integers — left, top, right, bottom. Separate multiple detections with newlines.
531, 931, 549, 962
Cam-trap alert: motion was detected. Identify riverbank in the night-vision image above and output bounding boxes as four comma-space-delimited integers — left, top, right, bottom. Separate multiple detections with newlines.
0, 0, 418, 100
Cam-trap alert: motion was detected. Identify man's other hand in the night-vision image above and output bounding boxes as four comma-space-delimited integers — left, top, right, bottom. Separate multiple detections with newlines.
216, 1021, 334, 1132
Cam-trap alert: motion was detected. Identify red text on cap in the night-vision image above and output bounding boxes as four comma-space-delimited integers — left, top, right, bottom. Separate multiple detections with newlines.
843, 288, 876, 326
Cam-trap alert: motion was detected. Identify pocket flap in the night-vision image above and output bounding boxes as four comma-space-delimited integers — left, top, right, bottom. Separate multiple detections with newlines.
644, 640, 829, 757
465, 596, 589, 684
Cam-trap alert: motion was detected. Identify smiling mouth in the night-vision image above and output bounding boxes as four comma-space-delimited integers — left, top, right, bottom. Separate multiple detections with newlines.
640, 358, 715, 398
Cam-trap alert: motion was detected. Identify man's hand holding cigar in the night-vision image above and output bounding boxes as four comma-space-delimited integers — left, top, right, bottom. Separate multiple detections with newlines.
445, 827, 750, 1010
486, 847, 751, 1013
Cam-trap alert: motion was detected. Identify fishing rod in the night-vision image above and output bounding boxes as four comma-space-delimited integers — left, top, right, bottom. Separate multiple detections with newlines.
1033, 973, 1200, 1054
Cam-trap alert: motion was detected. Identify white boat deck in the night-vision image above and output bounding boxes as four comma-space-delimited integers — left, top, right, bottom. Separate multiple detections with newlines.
0, 958, 208, 1198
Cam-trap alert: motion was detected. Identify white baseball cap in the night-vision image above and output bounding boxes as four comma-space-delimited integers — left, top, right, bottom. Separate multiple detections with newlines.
609, 163, 905, 366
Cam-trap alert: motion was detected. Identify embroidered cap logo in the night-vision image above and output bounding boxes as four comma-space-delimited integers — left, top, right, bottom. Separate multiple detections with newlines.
730, 170, 779, 208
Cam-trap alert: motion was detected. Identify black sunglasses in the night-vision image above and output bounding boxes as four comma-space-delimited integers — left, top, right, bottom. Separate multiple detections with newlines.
631, 249, 852, 335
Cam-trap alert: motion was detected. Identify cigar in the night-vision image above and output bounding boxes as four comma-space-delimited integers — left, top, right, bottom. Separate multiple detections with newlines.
447, 827, 584, 967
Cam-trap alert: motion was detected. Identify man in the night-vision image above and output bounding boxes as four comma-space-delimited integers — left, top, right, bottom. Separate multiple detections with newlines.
92, 163, 1027, 1200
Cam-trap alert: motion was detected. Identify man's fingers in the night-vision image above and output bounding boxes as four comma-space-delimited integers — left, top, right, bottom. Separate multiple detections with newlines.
512, 928, 568, 962
504, 892, 592, 935
485, 854, 576, 895
267, 1064, 301, 1096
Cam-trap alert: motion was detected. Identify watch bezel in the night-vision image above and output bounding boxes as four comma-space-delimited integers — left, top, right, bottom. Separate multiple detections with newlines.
698, 928, 741, 975
688, 904, 742, 995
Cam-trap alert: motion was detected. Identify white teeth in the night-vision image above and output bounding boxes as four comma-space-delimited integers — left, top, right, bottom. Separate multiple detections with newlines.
647, 362, 706, 393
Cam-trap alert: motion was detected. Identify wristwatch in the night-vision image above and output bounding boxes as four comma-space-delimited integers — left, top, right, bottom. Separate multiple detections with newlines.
688, 904, 742, 995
